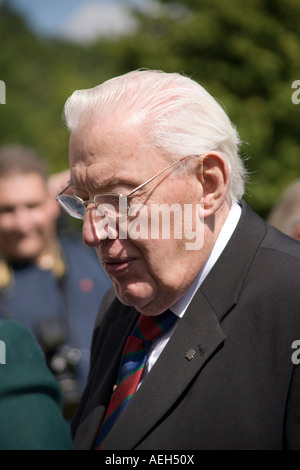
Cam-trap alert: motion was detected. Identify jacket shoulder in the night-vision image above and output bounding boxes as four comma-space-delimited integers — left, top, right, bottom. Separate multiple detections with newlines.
0, 320, 73, 449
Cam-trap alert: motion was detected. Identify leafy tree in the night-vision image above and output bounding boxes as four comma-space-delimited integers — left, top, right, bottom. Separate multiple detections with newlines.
0, 2, 115, 172
1, 0, 300, 217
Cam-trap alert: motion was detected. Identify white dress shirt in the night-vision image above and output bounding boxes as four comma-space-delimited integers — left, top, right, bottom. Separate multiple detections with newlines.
138, 202, 242, 387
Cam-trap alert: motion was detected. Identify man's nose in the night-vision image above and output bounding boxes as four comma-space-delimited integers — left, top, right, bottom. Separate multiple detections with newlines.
82, 208, 119, 247
13, 207, 34, 232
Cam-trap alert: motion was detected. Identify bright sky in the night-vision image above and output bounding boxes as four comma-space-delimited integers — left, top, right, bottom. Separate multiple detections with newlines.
8, 0, 153, 43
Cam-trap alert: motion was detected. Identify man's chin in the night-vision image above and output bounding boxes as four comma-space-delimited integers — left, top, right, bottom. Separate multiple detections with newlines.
9, 253, 38, 264
7, 245, 42, 264
113, 283, 159, 315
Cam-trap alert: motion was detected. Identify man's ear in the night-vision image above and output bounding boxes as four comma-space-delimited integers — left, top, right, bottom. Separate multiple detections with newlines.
198, 152, 229, 217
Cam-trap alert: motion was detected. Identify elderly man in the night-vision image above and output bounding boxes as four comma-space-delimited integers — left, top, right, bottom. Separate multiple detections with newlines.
56, 69, 300, 449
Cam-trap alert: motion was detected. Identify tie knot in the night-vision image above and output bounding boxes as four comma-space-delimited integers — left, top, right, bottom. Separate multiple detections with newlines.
133, 309, 177, 343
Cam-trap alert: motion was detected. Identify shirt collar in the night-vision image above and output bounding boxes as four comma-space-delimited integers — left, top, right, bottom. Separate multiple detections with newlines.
171, 201, 242, 318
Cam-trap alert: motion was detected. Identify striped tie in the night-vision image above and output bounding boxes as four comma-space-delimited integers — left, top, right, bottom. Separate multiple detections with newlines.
93, 309, 177, 449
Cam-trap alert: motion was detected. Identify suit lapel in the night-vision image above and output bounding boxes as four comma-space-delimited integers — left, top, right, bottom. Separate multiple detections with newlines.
200, 200, 267, 322
101, 289, 226, 449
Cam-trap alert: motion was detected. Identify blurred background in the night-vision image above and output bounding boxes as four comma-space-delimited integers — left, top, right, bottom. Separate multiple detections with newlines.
1, 0, 300, 218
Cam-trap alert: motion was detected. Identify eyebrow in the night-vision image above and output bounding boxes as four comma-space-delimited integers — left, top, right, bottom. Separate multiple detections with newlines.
68, 177, 139, 193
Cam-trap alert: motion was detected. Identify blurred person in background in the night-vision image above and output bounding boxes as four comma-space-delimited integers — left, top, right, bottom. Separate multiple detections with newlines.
267, 179, 300, 241
0, 144, 111, 419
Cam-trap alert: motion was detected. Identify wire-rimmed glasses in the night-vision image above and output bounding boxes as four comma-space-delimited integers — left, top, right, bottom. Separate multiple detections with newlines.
55, 155, 197, 220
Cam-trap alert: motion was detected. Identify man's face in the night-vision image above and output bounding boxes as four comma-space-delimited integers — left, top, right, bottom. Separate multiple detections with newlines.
0, 173, 58, 262
69, 122, 207, 315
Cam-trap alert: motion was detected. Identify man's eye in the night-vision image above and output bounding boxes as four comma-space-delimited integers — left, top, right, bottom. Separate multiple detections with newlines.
95, 195, 119, 206
107, 195, 120, 205
0, 206, 14, 214
27, 203, 42, 209
73, 191, 89, 200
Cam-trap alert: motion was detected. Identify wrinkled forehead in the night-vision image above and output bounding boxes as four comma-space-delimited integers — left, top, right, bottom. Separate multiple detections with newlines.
68, 121, 168, 189
70, 118, 145, 161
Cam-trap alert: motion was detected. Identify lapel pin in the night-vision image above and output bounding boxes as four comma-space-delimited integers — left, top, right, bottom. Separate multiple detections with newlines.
185, 349, 196, 361
198, 344, 207, 356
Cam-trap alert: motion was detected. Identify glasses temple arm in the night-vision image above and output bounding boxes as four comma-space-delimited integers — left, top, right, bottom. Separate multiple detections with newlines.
127, 156, 191, 198
54, 184, 71, 199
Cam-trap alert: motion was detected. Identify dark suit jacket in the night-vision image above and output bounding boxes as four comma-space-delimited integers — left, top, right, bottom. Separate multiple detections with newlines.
71, 201, 300, 450
0, 319, 73, 450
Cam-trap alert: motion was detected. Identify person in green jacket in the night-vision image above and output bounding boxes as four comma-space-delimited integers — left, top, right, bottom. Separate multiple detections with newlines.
0, 319, 73, 450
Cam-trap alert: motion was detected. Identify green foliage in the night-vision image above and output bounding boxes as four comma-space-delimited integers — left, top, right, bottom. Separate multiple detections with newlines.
0, 0, 300, 217
0, 3, 114, 172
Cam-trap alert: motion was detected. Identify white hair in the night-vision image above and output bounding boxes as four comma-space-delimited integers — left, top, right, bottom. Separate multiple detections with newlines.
63, 69, 246, 202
